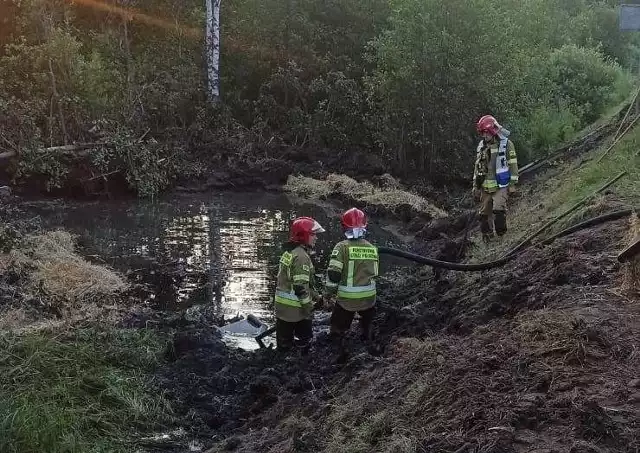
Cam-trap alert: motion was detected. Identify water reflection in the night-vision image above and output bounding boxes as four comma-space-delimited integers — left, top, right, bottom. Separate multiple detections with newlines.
23, 192, 400, 322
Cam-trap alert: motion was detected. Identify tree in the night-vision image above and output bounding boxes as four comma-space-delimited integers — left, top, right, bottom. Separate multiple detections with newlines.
206, 0, 221, 103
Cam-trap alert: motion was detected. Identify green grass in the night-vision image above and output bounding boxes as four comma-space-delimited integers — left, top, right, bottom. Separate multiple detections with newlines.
470, 120, 640, 261
0, 327, 172, 453
531, 123, 640, 221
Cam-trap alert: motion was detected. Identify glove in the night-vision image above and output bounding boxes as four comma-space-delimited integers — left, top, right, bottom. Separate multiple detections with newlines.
319, 295, 336, 311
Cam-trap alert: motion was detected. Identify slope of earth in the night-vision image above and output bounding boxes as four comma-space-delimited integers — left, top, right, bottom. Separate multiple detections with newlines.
155, 120, 640, 453
189, 217, 639, 453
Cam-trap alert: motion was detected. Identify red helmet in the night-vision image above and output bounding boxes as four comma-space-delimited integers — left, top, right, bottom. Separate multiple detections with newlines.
289, 216, 325, 245
476, 115, 500, 135
341, 208, 367, 230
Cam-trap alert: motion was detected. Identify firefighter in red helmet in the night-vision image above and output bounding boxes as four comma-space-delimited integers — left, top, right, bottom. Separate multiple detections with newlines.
274, 216, 325, 352
325, 208, 379, 353
473, 115, 519, 241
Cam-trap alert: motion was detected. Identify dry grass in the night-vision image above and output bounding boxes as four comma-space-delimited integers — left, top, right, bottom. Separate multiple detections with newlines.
621, 213, 640, 293
511, 310, 592, 365
1, 230, 128, 304
284, 173, 447, 219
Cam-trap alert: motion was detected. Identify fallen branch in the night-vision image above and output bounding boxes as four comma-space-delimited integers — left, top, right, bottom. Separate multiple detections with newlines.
81, 170, 122, 182
79, 158, 169, 182
137, 128, 151, 143
40, 143, 115, 153
0, 142, 115, 160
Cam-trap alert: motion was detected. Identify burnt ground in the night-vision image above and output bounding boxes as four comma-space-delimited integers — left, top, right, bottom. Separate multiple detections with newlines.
149, 213, 639, 453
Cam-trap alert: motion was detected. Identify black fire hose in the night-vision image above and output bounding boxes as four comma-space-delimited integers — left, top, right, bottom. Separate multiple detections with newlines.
540, 208, 634, 245
256, 207, 637, 347
378, 206, 638, 271
377, 246, 512, 271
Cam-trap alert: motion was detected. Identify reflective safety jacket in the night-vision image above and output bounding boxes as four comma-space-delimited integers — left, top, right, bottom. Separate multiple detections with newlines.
473, 138, 519, 192
274, 245, 315, 323
325, 239, 379, 312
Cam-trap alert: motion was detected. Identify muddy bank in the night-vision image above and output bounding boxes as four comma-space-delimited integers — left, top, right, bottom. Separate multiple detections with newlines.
378, 218, 629, 337
3, 181, 637, 453
150, 215, 638, 453
177, 144, 389, 192
144, 307, 382, 449
176, 144, 468, 209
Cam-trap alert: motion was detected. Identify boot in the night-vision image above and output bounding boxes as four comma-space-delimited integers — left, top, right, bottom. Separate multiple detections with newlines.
296, 340, 311, 356
493, 210, 507, 236
360, 323, 373, 343
479, 214, 494, 243
361, 323, 381, 355
330, 330, 349, 363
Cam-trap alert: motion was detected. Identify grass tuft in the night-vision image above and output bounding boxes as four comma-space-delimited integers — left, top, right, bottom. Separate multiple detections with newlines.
0, 328, 172, 453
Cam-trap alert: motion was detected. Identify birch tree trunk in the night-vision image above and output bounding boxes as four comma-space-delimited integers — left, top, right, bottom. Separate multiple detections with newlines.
205, 0, 221, 103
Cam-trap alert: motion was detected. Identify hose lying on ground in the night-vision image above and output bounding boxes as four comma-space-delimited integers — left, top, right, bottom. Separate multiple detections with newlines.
378, 206, 637, 271
505, 171, 627, 258
540, 208, 635, 245
377, 246, 512, 271
255, 207, 637, 347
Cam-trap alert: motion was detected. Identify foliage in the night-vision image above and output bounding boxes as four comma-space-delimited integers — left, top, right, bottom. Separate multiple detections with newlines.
0, 0, 637, 193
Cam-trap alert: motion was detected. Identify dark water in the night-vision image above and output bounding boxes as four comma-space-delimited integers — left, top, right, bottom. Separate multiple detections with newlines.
21, 192, 405, 323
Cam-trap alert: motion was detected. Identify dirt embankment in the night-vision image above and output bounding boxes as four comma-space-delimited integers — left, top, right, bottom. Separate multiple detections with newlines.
2, 137, 638, 453
176, 143, 466, 196
150, 213, 639, 453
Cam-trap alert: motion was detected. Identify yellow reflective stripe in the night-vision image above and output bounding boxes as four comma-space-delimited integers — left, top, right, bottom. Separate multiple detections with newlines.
348, 247, 378, 261
329, 259, 343, 270
510, 175, 519, 181
347, 261, 354, 287
275, 290, 302, 307
293, 274, 309, 283
337, 283, 376, 300
483, 180, 498, 188
325, 281, 338, 288
338, 289, 376, 299
276, 297, 311, 306
275, 296, 301, 307
275, 291, 311, 307
508, 158, 518, 164
373, 261, 379, 277
280, 252, 293, 266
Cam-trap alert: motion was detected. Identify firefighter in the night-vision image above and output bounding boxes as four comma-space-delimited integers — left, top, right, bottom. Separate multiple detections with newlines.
274, 216, 325, 353
472, 114, 519, 241
325, 208, 379, 350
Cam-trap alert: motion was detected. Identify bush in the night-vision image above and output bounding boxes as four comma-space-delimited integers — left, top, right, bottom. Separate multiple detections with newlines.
520, 104, 581, 158
545, 45, 626, 124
